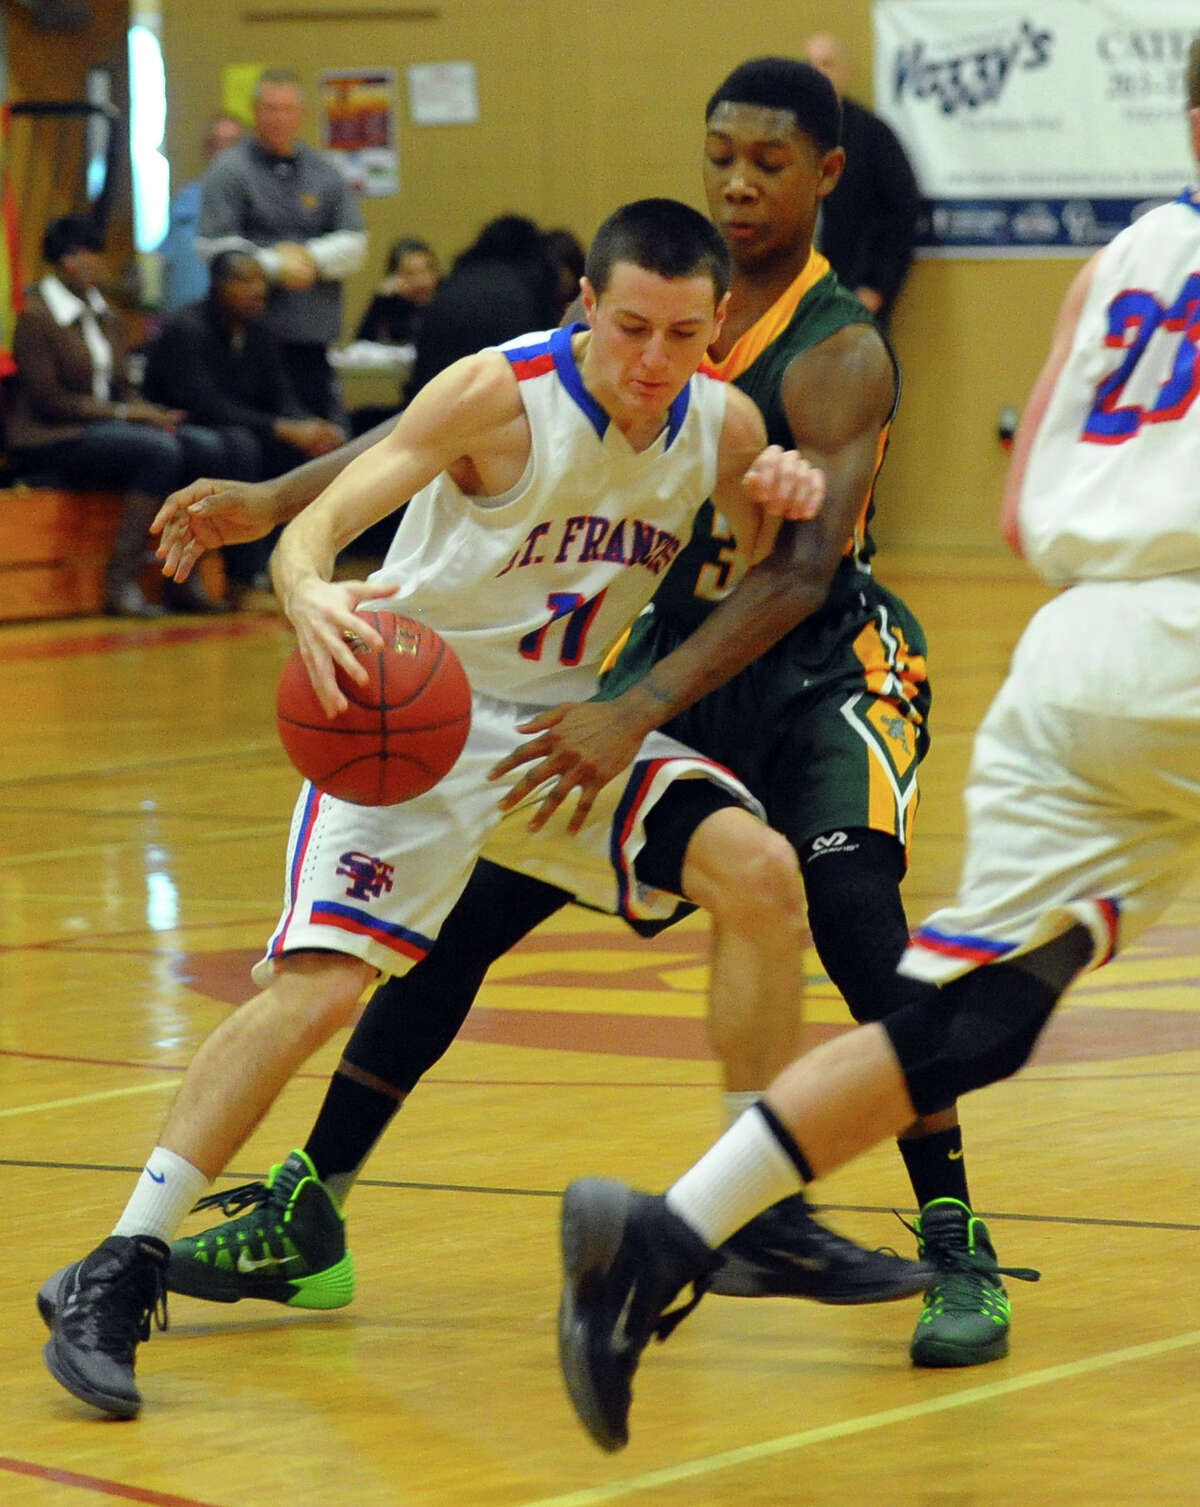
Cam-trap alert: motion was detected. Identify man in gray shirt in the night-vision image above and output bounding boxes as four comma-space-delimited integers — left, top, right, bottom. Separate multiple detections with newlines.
197, 68, 366, 420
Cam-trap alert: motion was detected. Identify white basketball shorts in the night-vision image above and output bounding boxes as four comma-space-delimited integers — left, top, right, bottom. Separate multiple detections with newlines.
901, 575, 1200, 984
254, 689, 762, 984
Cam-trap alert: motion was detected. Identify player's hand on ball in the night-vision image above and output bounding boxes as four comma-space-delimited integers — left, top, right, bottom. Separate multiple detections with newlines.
152, 478, 281, 581
286, 577, 397, 717
277, 611, 470, 804
742, 445, 825, 521
489, 699, 645, 833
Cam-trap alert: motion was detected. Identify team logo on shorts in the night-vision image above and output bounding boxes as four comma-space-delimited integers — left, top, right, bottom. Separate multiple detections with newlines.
880, 712, 911, 745
336, 850, 395, 901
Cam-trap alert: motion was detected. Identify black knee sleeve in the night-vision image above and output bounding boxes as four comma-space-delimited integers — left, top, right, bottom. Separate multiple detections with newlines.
344, 860, 569, 1092
800, 828, 933, 1022
884, 961, 1063, 1116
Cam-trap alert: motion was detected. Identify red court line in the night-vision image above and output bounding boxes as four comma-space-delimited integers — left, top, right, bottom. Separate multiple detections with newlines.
0, 1457, 223, 1506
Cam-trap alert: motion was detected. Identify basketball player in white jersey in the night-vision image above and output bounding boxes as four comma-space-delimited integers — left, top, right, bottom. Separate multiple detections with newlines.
38, 197, 850, 1421
554, 51, 1200, 1453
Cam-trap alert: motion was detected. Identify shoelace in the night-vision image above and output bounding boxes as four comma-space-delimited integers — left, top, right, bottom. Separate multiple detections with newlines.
140, 1262, 170, 1341
69, 1253, 169, 1354
191, 1179, 273, 1217
895, 1213, 1041, 1285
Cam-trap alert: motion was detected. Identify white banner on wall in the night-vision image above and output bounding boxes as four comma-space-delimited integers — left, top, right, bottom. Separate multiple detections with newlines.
873, 1, 1198, 255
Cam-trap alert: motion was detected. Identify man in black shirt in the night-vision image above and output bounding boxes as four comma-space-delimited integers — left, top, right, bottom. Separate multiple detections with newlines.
143, 251, 344, 595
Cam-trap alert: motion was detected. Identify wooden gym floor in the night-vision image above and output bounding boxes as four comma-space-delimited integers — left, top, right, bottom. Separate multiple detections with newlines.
2, 555, 1198, 1506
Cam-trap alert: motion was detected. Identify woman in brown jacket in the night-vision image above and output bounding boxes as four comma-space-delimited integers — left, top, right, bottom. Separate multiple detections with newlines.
6, 215, 227, 615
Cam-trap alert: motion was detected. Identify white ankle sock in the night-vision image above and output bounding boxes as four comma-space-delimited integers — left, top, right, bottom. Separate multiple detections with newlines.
665, 1103, 805, 1248
112, 1147, 210, 1245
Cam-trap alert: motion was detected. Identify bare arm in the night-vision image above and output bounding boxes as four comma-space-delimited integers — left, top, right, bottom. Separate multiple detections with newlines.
999, 254, 1099, 555
152, 413, 400, 580
603, 322, 896, 740
491, 383, 829, 831
272, 352, 525, 716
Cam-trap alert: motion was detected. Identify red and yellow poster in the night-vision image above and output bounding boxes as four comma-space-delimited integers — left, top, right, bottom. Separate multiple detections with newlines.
319, 69, 399, 198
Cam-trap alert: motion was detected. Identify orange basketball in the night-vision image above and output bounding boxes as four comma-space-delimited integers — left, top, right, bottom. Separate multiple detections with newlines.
276, 610, 471, 805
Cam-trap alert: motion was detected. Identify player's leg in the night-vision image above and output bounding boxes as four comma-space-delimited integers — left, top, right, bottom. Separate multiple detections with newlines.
796, 821, 1023, 1363
634, 783, 931, 1305
38, 950, 374, 1418
39, 752, 510, 1416
738, 590, 1021, 1361
558, 929, 1090, 1452
161, 702, 576, 1314
558, 590, 1200, 1447
305, 861, 570, 1202
641, 590, 967, 1310
641, 784, 805, 1091
165, 861, 571, 1308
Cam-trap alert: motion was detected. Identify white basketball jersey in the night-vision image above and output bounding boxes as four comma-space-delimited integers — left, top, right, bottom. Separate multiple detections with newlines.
368, 325, 727, 704
1019, 191, 1200, 584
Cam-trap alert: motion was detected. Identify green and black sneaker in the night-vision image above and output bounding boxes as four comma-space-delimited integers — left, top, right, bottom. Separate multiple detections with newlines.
908, 1198, 1039, 1368
167, 1150, 354, 1310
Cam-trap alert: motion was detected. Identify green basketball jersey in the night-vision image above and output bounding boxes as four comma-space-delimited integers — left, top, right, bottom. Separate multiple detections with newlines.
641, 267, 897, 639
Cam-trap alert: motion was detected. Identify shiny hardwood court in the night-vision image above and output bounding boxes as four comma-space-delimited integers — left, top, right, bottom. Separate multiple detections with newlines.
2, 555, 1199, 1507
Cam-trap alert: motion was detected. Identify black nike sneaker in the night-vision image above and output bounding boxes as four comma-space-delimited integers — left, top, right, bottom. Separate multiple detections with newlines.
558, 1177, 721, 1452
40, 1234, 169, 1418
709, 1191, 934, 1303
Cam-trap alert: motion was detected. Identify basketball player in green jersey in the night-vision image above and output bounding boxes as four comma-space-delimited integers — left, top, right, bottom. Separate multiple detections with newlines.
161, 58, 1031, 1365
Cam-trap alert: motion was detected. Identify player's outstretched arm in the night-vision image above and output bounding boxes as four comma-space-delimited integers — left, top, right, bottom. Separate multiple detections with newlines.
151, 413, 401, 582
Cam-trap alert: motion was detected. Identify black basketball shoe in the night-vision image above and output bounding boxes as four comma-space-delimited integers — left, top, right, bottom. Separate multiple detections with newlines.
558, 1177, 721, 1452
40, 1235, 169, 1418
709, 1191, 934, 1303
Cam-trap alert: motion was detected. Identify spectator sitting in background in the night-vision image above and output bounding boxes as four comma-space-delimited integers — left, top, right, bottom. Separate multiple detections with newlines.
5, 214, 227, 617
406, 213, 559, 399
542, 226, 586, 323
157, 112, 244, 312
804, 30, 920, 328
348, 213, 560, 560
347, 236, 440, 435
143, 249, 345, 605
354, 236, 440, 347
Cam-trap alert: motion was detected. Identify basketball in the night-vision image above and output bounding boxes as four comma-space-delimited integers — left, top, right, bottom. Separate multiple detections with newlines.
276, 610, 472, 805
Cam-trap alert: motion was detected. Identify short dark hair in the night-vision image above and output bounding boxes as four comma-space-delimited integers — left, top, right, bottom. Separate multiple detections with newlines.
385, 237, 435, 275
585, 198, 731, 301
1189, 37, 1200, 110
463, 214, 545, 264
42, 213, 104, 266
706, 56, 842, 153
543, 227, 586, 280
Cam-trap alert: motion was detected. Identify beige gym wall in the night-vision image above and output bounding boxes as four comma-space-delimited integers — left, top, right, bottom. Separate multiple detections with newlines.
158, 0, 1087, 553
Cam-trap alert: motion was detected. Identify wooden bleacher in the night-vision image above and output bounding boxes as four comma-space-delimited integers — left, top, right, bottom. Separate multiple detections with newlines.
0, 484, 225, 622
